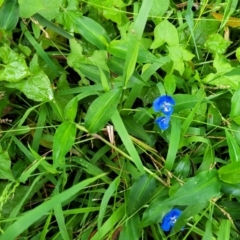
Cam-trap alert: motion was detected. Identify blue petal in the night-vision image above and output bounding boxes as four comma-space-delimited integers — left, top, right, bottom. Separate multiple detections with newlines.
161, 209, 182, 232
155, 116, 170, 130
153, 95, 175, 115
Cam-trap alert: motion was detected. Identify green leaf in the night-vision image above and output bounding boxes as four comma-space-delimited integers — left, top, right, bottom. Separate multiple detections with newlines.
225, 129, 240, 162
168, 46, 195, 74
0, 146, 14, 181
122, 117, 152, 144
141, 170, 221, 226
151, 20, 179, 49
173, 94, 203, 113
165, 117, 181, 170
236, 47, 240, 62
204, 33, 231, 55
6, 69, 53, 102
150, 0, 169, 18
0, 174, 106, 240
119, 214, 140, 240
98, 176, 120, 229
108, 40, 163, 64
164, 74, 176, 95
217, 219, 231, 240
85, 88, 121, 133
111, 110, 145, 174
19, 0, 62, 20
218, 162, 240, 184
230, 85, 240, 120
0, 44, 30, 82
193, 18, 219, 46
68, 12, 110, 49
53, 122, 76, 168
0, 0, 19, 31
126, 174, 156, 216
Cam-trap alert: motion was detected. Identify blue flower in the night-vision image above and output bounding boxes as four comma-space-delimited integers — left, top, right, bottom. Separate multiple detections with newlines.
155, 116, 170, 130
153, 95, 175, 116
161, 208, 182, 232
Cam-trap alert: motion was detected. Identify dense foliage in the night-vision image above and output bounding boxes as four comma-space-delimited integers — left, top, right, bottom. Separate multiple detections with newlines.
1, 0, 240, 239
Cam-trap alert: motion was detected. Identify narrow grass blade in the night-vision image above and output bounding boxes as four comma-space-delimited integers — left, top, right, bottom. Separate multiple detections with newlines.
186, 0, 199, 59
98, 176, 120, 229
3, 174, 45, 230
20, 22, 61, 77
54, 204, 70, 240
32, 104, 47, 152
0, 173, 106, 240
91, 204, 125, 240
111, 110, 145, 174
123, 0, 153, 88
33, 13, 74, 39
165, 117, 181, 171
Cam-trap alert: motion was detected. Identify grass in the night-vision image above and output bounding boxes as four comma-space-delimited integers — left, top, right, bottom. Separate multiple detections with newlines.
1, 0, 240, 239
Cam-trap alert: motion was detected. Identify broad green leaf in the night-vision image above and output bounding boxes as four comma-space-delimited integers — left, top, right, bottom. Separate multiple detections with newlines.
173, 94, 203, 113
150, 0, 169, 18
196, 145, 215, 173
168, 170, 221, 205
193, 18, 219, 46
168, 46, 195, 74
0, 174, 106, 240
6, 70, 54, 102
127, 174, 156, 216
164, 74, 176, 95
236, 47, 240, 62
141, 170, 221, 226
87, 0, 128, 26
19, 0, 62, 20
0, 44, 30, 82
53, 122, 76, 168
64, 97, 78, 121
207, 104, 222, 129
123, 117, 152, 144
85, 88, 121, 133
204, 33, 231, 55
64, 91, 97, 121
213, 54, 232, 73
230, 85, 240, 121
171, 203, 207, 234
218, 161, 240, 184
151, 20, 179, 49
68, 12, 110, 49
119, 214, 140, 240
225, 129, 240, 162
0, 146, 14, 181
0, 0, 19, 31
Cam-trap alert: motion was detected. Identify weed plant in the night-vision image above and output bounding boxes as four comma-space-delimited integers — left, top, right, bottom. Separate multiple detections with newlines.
1, 0, 240, 239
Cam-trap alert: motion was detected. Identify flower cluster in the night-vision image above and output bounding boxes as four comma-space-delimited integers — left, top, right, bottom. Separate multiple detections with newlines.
153, 95, 175, 130
161, 208, 182, 232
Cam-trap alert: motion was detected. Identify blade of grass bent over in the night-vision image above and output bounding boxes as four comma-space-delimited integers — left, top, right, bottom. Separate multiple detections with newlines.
0, 174, 106, 240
